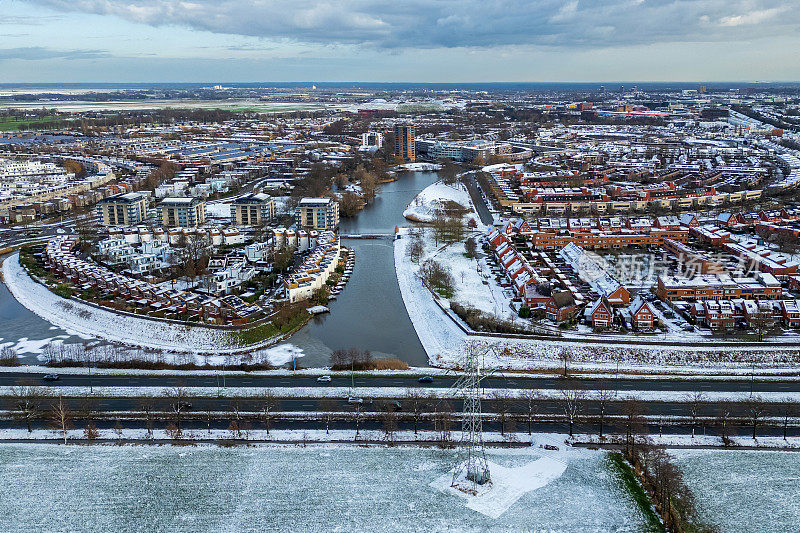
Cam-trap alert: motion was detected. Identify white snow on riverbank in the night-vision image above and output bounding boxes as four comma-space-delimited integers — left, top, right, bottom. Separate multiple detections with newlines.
394, 228, 467, 364
1, 253, 268, 354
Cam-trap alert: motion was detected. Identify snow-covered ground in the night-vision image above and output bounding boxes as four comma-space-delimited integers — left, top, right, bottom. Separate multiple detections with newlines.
0, 440, 648, 532
1, 254, 284, 355
395, 229, 467, 363
403, 180, 476, 223
672, 449, 800, 533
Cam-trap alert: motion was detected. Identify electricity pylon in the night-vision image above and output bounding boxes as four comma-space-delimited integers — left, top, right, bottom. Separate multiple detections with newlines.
451, 343, 491, 490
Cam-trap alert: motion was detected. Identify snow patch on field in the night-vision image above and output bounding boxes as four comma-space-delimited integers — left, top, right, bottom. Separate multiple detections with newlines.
431, 456, 567, 518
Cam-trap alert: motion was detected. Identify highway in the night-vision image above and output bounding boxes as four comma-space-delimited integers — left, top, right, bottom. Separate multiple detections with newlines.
4, 371, 799, 394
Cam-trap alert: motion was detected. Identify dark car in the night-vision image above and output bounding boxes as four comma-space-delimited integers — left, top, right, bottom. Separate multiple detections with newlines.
175, 402, 193, 411
418, 376, 434, 384
42, 374, 60, 382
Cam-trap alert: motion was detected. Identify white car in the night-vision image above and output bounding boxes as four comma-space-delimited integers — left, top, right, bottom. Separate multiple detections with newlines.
316, 375, 332, 383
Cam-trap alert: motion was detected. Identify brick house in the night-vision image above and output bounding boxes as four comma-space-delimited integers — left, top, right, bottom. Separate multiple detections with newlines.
546, 290, 577, 323
585, 297, 613, 329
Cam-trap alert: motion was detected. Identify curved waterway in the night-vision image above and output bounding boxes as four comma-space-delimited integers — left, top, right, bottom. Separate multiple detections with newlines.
0, 171, 439, 367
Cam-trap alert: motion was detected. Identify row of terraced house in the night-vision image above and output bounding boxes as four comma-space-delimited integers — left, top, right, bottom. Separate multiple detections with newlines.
43, 236, 261, 325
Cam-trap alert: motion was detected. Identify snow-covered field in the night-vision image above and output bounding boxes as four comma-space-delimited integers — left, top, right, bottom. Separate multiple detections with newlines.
0, 439, 648, 532
1, 254, 282, 355
672, 449, 800, 533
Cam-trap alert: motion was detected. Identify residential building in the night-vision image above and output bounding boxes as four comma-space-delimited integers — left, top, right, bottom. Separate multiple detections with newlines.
232, 193, 276, 226
295, 197, 339, 230
656, 273, 782, 302
545, 290, 577, 323
159, 197, 206, 227
97, 192, 148, 226
393, 124, 415, 162
621, 297, 656, 330
585, 298, 613, 329
361, 132, 384, 149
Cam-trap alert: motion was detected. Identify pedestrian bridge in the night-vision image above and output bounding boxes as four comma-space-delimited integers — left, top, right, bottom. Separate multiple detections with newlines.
340, 233, 395, 240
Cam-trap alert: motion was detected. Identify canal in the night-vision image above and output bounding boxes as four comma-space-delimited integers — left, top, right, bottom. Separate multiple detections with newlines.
0, 171, 439, 367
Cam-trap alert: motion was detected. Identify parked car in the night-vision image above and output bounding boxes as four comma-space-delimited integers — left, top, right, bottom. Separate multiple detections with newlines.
418, 376, 434, 384
42, 374, 59, 382
316, 375, 332, 383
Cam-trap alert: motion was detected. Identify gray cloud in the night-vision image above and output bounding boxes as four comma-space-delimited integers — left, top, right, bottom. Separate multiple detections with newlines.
0, 47, 109, 60
24, 0, 799, 49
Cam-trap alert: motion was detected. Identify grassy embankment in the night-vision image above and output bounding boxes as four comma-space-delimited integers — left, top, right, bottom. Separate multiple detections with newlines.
608, 452, 666, 533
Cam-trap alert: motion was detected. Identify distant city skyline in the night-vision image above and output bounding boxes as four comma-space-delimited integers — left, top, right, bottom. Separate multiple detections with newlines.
2, 0, 800, 83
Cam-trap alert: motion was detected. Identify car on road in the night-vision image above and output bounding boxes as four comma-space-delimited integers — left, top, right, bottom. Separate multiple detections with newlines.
316, 375, 332, 383
347, 396, 365, 404
175, 402, 193, 411
418, 376, 434, 384
42, 374, 60, 382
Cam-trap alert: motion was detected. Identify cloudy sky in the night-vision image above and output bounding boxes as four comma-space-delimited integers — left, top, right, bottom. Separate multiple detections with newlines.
1, 0, 799, 83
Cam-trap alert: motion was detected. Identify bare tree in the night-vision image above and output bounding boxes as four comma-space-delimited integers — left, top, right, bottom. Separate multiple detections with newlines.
257, 392, 280, 436
138, 397, 156, 439
594, 380, 617, 441
745, 396, 766, 441
687, 390, 705, 438
80, 395, 100, 442
49, 395, 73, 445
558, 382, 584, 438
407, 236, 424, 264
558, 349, 572, 377
163, 386, 190, 430
621, 399, 647, 454
781, 403, 797, 440
318, 398, 338, 435
404, 389, 431, 435
716, 402, 733, 446
520, 389, 540, 434
84, 421, 100, 441
379, 401, 398, 445
434, 400, 454, 448
8, 382, 48, 433
492, 391, 514, 436
228, 420, 242, 440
